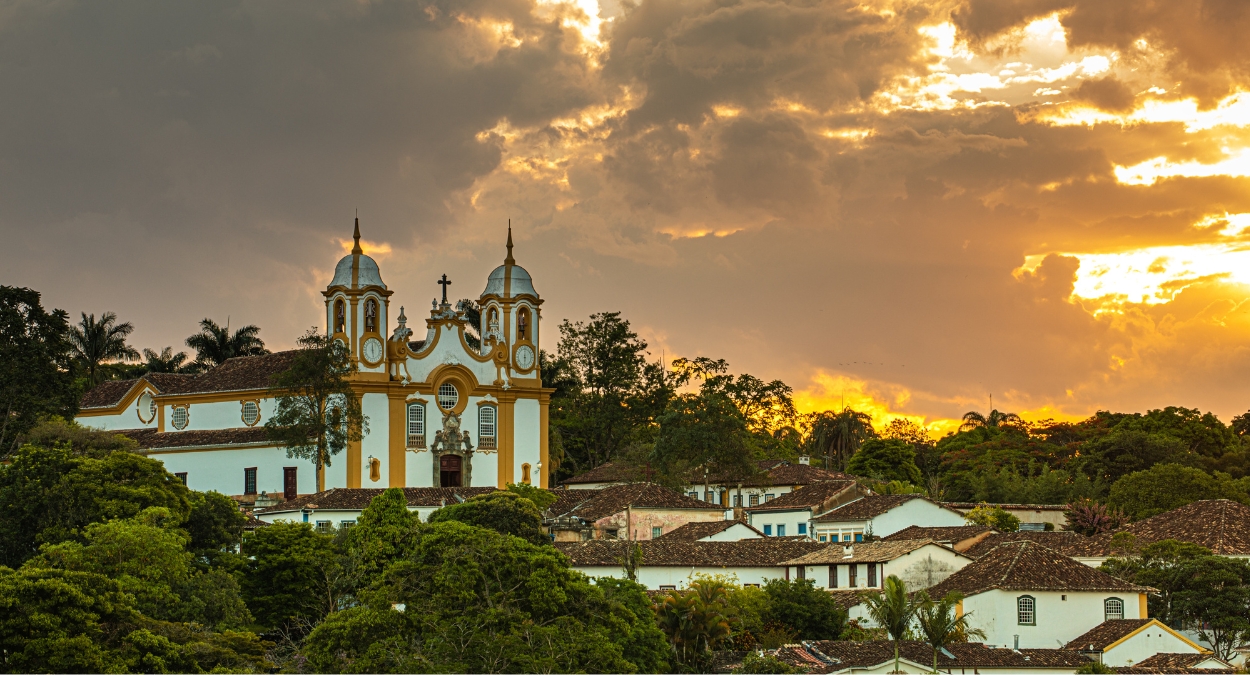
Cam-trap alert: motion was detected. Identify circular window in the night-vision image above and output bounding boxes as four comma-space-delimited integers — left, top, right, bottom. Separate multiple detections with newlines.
171, 406, 189, 430
242, 401, 260, 426
437, 383, 459, 410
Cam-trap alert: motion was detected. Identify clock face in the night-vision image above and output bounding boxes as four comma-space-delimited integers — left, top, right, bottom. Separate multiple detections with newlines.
363, 337, 384, 363
515, 344, 535, 370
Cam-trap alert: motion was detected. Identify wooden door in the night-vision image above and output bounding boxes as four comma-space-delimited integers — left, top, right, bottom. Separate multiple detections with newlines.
439, 455, 462, 487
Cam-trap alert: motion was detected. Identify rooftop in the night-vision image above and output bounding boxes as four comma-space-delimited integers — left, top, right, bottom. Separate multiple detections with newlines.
1127, 652, 1231, 672
660, 520, 764, 541
80, 351, 302, 409
745, 479, 858, 512
1064, 619, 1155, 651
555, 537, 826, 567
813, 494, 935, 521
1093, 499, 1250, 556
556, 483, 723, 522
783, 539, 951, 565
883, 525, 991, 544
961, 530, 1105, 558
117, 427, 271, 450
926, 540, 1150, 597
257, 486, 499, 514
798, 640, 1093, 671
944, 502, 1069, 512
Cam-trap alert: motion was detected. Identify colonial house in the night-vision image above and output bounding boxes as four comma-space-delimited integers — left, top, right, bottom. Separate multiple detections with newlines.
945, 502, 1069, 530
544, 483, 727, 542
781, 539, 972, 592
923, 541, 1152, 650
659, 520, 765, 542
254, 486, 497, 530
812, 494, 967, 542
1064, 618, 1214, 668
882, 525, 993, 553
555, 537, 825, 590
744, 479, 863, 538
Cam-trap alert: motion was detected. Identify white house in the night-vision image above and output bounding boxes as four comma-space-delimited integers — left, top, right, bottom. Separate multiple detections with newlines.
1064, 618, 1214, 668
554, 537, 825, 590
254, 486, 499, 530
882, 525, 993, 553
745, 479, 863, 538
812, 494, 967, 542
923, 540, 1152, 650
781, 539, 972, 592
659, 520, 765, 542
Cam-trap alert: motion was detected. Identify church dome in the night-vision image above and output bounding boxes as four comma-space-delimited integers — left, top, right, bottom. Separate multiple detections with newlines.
481, 227, 538, 299
329, 218, 386, 290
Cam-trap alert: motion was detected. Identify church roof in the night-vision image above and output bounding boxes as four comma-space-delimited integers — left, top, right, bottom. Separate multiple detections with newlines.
329, 217, 385, 289
117, 426, 271, 450
482, 263, 537, 298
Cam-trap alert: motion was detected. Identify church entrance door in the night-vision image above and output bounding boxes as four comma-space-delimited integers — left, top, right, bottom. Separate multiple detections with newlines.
440, 454, 462, 487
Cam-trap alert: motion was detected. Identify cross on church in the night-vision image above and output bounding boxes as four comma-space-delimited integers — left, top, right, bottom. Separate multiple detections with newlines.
437, 274, 452, 305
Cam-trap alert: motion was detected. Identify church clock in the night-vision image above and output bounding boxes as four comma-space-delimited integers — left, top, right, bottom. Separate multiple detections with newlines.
362, 337, 384, 365
514, 344, 535, 371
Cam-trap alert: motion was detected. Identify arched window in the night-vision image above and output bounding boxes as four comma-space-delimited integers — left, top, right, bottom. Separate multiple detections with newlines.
1104, 597, 1124, 621
407, 403, 425, 448
364, 299, 378, 333
521, 462, 532, 485
438, 383, 459, 411
1017, 596, 1036, 625
334, 299, 346, 334
479, 406, 497, 449
517, 307, 530, 341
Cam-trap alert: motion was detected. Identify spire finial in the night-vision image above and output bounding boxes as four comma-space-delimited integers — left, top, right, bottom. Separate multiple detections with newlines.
504, 219, 515, 265
352, 213, 362, 255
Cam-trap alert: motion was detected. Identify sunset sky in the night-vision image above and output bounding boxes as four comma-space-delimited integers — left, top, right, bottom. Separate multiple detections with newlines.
3, 0, 1249, 433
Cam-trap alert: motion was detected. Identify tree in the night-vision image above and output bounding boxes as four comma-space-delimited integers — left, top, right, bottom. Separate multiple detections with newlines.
265, 329, 368, 493
959, 409, 1023, 432
803, 408, 874, 472
916, 591, 985, 673
184, 490, 247, 566
654, 579, 737, 668
589, 577, 671, 674
962, 504, 1020, 532
142, 346, 194, 374
733, 653, 800, 674
240, 521, 340, 631
185, 317, 267, 371
1172, 556, 1250, 660
67, 311, 139, 385
863, 575, 923, 674
762, 579, 847, 640
1106, 463, 1245, 520
343, 488, 421, 584
1064, 498, 1126, 535
652, 391, 757, 487
847, 438, 923, 485
427, 490, 549, 546
20, 416, 140, 459
0, 287, 78, 456
1100, 539, 1213, 625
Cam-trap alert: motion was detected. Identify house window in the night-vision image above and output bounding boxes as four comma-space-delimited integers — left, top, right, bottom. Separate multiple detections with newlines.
796, 566, 805, 580
749, 494, 760, 507
849, 565, 858, 587
777, 524, 786, 536
705, 491, 717, 504
137, 392, 155, 423
868, 563, 877, 587
242, 400, 260, 426
854, 532, 863, 542
174, 472, 188, 485
521, 463, 532, 485
1017, 596, 1036, 625
171, 406, 189, 430
479, 406, 497, 449
733, 494, 742, 507
604, 529, 620, 539
437, 383, 459, 410
659, 585, 676, 591
244, 467, 257, 495
765, 493, 775, 502
687, 492, 699, 499
819, 534, 828, 542
407, 404, 425, 447
340, 521, 356, 529
652, 526, 662, 538
763, 525, 773, 536
315, 521, 332, 534
843, 533, 853, 542
798, 523, 807, 535
829, 565, 838, 588
1104, 598, 1124, 621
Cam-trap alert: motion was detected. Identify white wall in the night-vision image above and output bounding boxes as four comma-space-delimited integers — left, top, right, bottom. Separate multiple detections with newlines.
152, 446, 314, 496
360, 393, 390, 487
574, 565, 788, 589
514, 397, 541, 486
795, 546, 969, 591
869, 500, 966, 537
964, 589, 1146, 650
1102, 623, 1202, 667
748, 508, 814, 538
81, 405, 157, 431
408, 448, 434, 487
702, 523, 763, 541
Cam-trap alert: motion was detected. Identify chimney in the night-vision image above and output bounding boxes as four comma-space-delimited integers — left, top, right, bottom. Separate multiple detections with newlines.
798, 455, 810, 465
842, 545, 853, 558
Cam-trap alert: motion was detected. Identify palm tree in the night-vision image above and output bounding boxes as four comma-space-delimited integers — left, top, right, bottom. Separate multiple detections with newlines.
959, 409, 1022, 432
185, 318, 267, 371
804, 407, 874, 471
863, 575, 923, 673
916, 591, 986, 673
68, 312, 139, 385
652, 579, 736, 665
142, 347, 194, 373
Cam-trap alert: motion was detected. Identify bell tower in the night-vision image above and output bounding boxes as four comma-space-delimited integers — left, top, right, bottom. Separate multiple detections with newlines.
323, 217, 393, 374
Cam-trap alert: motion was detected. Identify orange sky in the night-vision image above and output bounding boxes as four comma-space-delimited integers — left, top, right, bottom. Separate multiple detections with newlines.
1, 0, 1248, 429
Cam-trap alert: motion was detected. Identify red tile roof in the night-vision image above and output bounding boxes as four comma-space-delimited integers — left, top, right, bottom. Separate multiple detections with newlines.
783, 539, 944, 565
883, 525, 991, 544
661, 520, 764, 541
1064, 619, 1154, 651
1091, 499, 1250, 556
117, 427, 271, 450
161, 351, 301, 395
557, 483, 723, 522
813, 494, 933, 521
1128, 653, 1231, 671
257, 486, 500, 514
79, 379, 143, 409
803, 640, 1093, 670
745, 480, 858, 512
961, 530, 1105, 558
555, 537, 826, 567
926, 541, 1150, 597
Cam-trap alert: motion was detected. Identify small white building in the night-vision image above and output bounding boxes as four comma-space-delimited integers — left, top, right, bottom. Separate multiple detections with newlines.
659, 520, 764, 542
781, 539, 972, 592
924, 540, 1152, 650
254, 486, 499, 531
812, 494, 967, 542
554, 537, 825, 590
1064, 618, 1214, 668
745, 479, 864, 538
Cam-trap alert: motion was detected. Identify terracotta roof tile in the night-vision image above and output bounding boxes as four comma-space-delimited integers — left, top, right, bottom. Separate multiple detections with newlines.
79, 379, 142, 409
661, 520, 764, 541
1092, 499, 1250, 556
555, 537, 826, 567
257, 486, 499, 514
804, 640, 1093, 669
784, 539, 946, 565
1064, 619, 1154, 651
746, 480, 859, 512
162, 351, 300, 395
544, 488, 601, 517
961, 530, 1104, 558
813, 494, 933, 521
560, 483, 723, 522
1128, 653, 1231, 671
117, 427, 270, 450
926, 541, 1150, 597
883, 525, 991, 544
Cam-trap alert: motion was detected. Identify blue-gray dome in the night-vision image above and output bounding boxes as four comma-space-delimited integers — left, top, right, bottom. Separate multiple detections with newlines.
329, 217, 386, 289
482, 263, 536, 298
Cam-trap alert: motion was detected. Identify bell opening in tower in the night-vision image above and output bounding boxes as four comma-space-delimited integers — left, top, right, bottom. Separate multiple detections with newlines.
439, 454, 462, 487
518, 307, 530, 340
334, 299, 346, 334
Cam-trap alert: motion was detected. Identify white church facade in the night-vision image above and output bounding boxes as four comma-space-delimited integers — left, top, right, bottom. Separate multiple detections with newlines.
76, 220, 551, 500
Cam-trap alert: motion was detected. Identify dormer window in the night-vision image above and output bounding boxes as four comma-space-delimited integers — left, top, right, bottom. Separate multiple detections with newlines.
334, 299, 346, 334
364, 299, 378, 333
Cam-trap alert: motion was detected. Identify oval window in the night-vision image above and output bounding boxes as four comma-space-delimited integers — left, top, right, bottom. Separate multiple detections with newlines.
171, 406, 189, 430
242, 401, 260, 426
437, 383, 459, 410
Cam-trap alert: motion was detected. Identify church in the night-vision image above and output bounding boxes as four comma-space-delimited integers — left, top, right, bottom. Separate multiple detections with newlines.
76, 219, 551, 500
